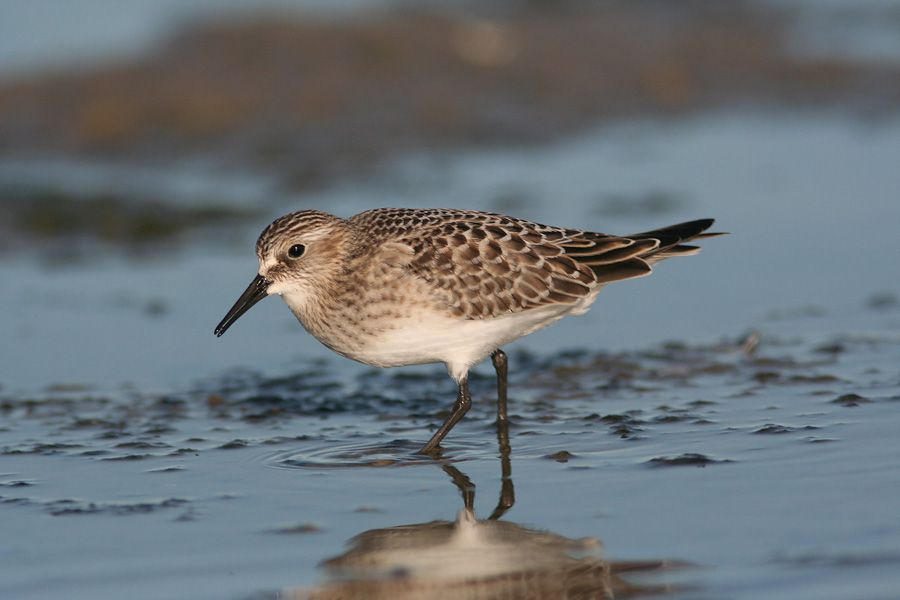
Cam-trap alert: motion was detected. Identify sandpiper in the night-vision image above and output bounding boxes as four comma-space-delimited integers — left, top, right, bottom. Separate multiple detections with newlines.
215, 208, 721, 454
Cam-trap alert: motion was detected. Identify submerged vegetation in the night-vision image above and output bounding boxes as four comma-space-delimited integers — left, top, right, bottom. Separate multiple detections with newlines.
0, 190, 258, 257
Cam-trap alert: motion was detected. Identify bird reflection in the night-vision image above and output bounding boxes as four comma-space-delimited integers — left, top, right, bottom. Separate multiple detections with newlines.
286, 423, 689, 599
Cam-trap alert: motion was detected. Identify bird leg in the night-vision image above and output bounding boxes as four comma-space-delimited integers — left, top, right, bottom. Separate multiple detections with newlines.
488, 348, 515, 517
491, 349, 509, 425
417, 377, 471, 455
417, 350, 507, 455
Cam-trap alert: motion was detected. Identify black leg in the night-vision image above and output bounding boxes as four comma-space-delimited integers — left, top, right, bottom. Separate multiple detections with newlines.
491, 349, 508, 425
489, 348, 515, 517
417, 377, 471, 455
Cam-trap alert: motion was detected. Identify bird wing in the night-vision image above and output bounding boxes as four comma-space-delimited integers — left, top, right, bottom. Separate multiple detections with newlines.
358, 208, 718, 320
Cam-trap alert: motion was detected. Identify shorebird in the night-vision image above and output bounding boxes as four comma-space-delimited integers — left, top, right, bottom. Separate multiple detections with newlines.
215, 208, 721, 454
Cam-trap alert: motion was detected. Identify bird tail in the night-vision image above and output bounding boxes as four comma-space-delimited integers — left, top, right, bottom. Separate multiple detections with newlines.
628, 218, 726, 264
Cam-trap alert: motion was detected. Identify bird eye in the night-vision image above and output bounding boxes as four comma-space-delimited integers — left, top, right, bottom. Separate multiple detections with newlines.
288, 244, 306, 258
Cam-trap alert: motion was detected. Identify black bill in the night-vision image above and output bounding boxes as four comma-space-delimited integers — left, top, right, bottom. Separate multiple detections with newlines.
214, 274, 271, 337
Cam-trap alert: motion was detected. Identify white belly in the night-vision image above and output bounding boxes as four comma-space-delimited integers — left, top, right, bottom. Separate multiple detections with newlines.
343, 300, 594, 382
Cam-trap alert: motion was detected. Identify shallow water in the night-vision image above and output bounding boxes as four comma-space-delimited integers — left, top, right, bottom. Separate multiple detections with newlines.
4, 110, 899, 390
2, 110, 900, 599
3, 328, 900, 599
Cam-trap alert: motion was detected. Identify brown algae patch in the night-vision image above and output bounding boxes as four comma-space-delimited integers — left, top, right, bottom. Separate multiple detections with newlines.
0, 190, 258, 257
45, 497, 190, 517
646, 453, 733, 467
2, 332, 896, 464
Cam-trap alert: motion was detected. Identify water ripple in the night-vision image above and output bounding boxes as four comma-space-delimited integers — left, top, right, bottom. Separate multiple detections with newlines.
246, 434, 501, 468
254, 439, 438, 469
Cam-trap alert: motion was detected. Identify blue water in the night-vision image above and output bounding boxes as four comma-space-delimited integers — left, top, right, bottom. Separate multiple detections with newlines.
2, 109, 900, 599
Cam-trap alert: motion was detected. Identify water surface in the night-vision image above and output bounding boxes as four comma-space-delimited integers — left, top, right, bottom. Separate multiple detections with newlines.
2, 110, 900, 599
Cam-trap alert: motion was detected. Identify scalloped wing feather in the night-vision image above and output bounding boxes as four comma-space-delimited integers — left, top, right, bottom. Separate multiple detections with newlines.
350, 209, 719, 320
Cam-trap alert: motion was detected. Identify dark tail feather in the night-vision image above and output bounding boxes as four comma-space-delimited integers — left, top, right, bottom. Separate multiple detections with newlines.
629, 218, 725, 264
